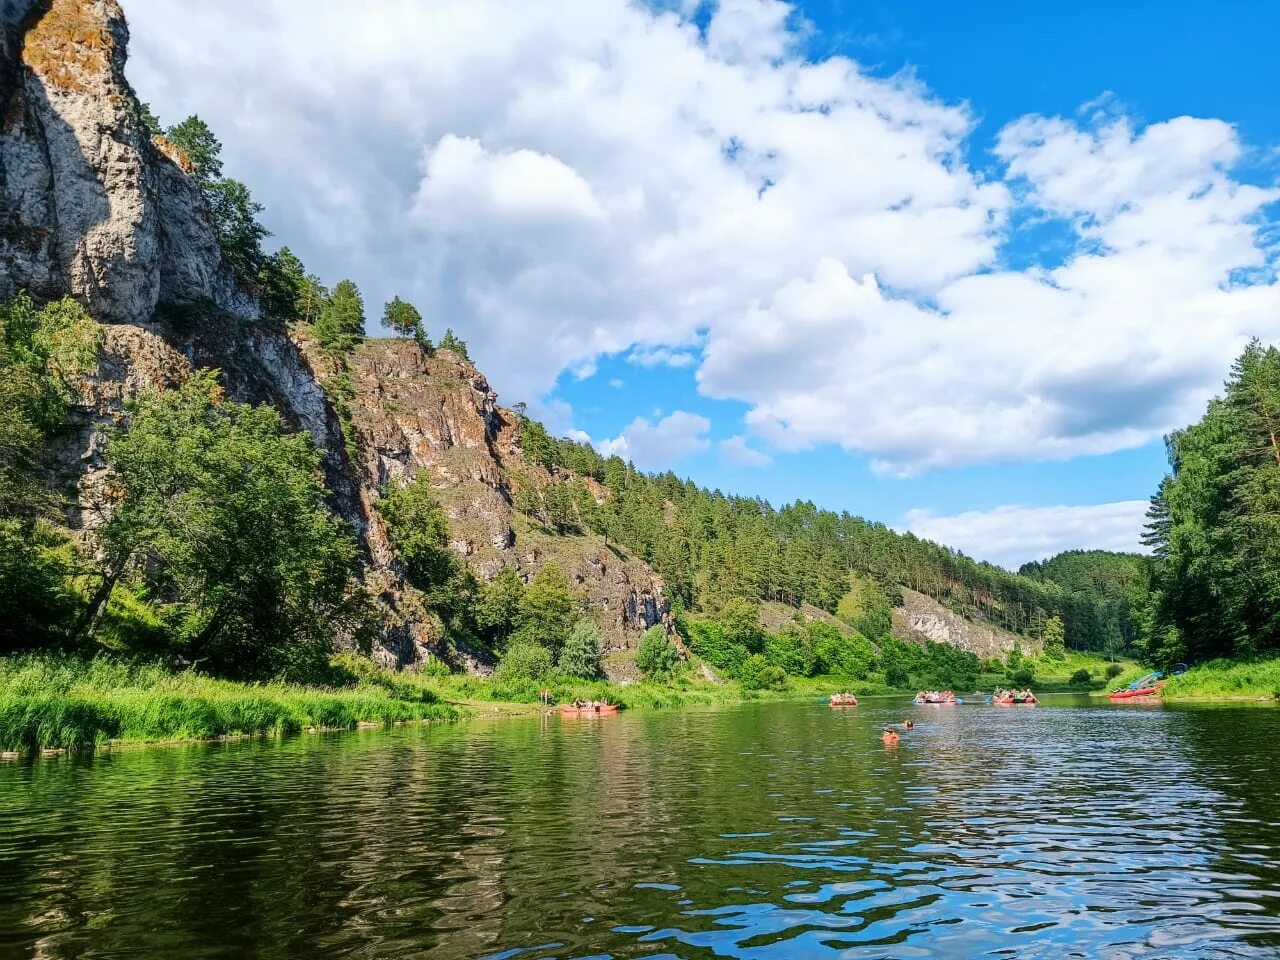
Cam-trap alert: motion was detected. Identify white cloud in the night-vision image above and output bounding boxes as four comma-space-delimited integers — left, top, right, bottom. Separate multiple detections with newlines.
598, 411, 711, 469
904, 500, 1151, 570
719, 434, 772, 467
628, 346, 697, 369
121, 1, 1280, 473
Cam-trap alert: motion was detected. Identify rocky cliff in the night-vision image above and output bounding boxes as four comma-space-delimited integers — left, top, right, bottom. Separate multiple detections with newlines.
2, 0, 669, 670
892, 588, 1040, 660
0, 0, 249, 322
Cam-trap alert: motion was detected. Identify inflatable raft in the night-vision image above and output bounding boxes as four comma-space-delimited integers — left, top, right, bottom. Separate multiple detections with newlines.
558, 703, 619, 716
829, 694, 859, 707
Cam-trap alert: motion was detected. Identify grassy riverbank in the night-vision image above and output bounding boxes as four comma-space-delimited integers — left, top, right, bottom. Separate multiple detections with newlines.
0, 656, 457, 753
1158, 658, 1280, 702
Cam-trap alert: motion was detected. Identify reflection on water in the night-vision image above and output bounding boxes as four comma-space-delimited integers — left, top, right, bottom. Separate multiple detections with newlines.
2, 697, 1279, 958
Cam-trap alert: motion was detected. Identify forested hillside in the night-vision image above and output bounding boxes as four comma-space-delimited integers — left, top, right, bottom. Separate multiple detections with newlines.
1019, 551, 1149, 657
512, 416, 1137, 654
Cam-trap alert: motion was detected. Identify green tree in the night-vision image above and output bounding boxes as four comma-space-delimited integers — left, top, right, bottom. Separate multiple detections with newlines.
636, 625, 680, 681
165, 115, 222, 181
739, 653, 786, 691
495, 641, 553, 681
718, 597, 764, 653
514, 563, 574, 653
315, 280, 365, 353
376, 475, 455, 592
95, 372, 360, 679
439, 328, 469, 360
1042, 615, 1066, 660
475, 567, 526, 651
559, 619, 603, 679
381, 296, 428, 346
204, 178, 269, 284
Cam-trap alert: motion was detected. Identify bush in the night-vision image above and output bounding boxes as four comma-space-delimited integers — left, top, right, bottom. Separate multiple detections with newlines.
636, 626, 681, 681
1069, 668, 1092, 685
495, 642, 553, 681
738, 654, 786, 691
682, 618, 749, 675
1105, 663, 1124, 679
1009, 667, 1035, 686
885, 662, 910, 688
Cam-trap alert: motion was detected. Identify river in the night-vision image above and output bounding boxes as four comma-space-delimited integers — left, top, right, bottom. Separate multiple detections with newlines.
2, 696, 1279, 958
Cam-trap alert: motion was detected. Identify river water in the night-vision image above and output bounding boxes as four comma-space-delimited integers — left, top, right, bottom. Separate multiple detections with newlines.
2, 696, 1279, 959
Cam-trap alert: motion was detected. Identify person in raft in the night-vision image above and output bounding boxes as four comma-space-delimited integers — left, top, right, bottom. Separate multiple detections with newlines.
882, 726, 900, 745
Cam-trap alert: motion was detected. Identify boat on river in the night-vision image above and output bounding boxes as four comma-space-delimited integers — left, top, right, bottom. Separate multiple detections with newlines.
1108, 672, 1164, 700
914, 691, 960, 705
558, 702, 619, 716
992, 694, 1038, 706
829, 693, 858, 707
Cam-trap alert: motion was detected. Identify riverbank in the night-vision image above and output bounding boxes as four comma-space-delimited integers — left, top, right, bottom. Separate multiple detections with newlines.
1157, 657, 1280, 702
0, 656, 457, 754
0, 654, 905, 754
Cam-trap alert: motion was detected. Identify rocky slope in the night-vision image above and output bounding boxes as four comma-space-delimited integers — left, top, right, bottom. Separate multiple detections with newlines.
893, 589, 1039, 660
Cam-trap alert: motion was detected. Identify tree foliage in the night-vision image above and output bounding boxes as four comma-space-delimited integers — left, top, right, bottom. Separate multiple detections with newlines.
165, 115, 269, 286
1142, 340, 1280, 665
98, 372, 360, 679
316, 280, 366, 353
376, 475, 456, 593
558, 620, 603, 679
381, 296, 428, 345
636, 625, 680, 681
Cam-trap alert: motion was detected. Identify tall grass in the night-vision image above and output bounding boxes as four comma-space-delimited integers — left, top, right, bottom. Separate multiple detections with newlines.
0, 655, 456, 753
1160, 657, 1280, 701
430, 670, 896, 710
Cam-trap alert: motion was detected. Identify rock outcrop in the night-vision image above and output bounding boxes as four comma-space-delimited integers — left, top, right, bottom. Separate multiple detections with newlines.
0, 0, 248, 322
892, 588, 1040, 660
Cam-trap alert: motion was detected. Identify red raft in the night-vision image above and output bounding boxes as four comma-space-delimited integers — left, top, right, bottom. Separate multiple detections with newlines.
993, 697, 1038, 706
1108, 685, 1162, 700
558, 703, 619, 716
829, 694, 859, 707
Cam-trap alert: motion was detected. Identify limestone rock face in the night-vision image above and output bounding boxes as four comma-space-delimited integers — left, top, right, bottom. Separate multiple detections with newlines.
892, 588, 1041, 660
0, 0, 247, 321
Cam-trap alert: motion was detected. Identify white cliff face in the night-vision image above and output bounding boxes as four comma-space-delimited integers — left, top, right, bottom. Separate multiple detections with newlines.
892, 588, 1042, 660
0, 0, 247, 322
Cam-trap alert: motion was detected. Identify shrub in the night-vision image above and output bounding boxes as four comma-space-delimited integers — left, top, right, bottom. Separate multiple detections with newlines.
682, 618, 748, 675
1009, 667, 1035, 686
1105, 663, 1124, 679
1069, 668, 1092, 685
636, 626, 681, 681
738, 654, 786, 691
495, 642, 553, 681
885, 662, 910, 688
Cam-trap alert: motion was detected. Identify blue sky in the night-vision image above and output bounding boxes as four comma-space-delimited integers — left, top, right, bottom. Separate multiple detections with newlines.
544, 0, 1280, 558
125, 0, 1280, 568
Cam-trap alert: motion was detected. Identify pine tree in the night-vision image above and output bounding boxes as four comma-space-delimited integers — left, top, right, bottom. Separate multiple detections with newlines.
439, 328, 469, 360
381, 297, 428, 346
315, 280, 365, 353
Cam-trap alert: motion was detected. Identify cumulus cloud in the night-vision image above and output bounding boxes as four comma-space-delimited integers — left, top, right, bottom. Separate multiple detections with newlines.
598, 411, 711, 470
904, 500, 1151, 570
720, 435, 772, 467
122, 0, 1280, 473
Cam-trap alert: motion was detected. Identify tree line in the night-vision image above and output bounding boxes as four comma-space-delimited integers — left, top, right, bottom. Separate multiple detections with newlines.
1140, 341, 1280, 666
512, 412, 1140, 655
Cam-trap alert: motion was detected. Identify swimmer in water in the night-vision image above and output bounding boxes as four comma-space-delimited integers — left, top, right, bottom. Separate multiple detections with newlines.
903, 719, 914, 730
882, 726, 900, 745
